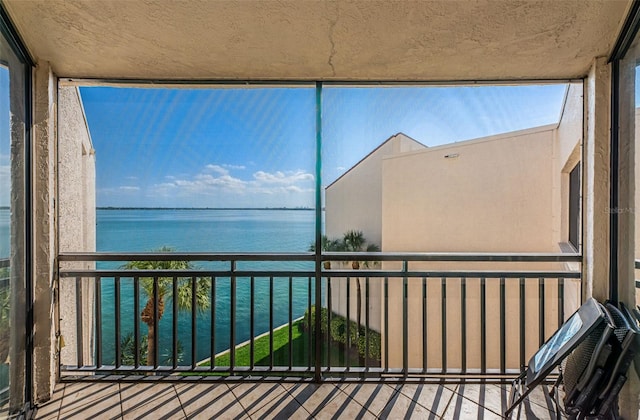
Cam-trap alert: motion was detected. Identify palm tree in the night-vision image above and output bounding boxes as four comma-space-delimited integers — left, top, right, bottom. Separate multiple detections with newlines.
343, 230, 366, 269
308, 235, 344, 269
341, 231, 380, 342
123, 246, 210, 366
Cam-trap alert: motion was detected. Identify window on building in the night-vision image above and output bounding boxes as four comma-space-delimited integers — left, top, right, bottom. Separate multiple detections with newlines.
568, 162, 581, 250
0, 12, 31, 414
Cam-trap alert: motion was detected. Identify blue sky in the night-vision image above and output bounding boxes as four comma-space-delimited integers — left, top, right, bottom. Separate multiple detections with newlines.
79, 83, 570, 208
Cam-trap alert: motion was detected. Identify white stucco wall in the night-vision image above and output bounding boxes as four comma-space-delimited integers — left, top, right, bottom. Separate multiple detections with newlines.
382, 126, 556, 253
325, 134, 425, 332
57, 86, 96, 368
380, 125, 582, 370
324, 100, 585, 371
583, 58, 611, 303
325, 133, 425, 246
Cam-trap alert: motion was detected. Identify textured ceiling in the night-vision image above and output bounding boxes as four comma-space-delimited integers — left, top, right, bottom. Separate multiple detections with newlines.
3, 0, 633, 81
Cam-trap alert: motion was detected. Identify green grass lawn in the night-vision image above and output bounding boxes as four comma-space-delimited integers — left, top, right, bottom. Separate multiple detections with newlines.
200, 319, 360, 370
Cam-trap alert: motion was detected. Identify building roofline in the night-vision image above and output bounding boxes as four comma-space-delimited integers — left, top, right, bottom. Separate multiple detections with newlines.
382, 123, 558, 161
76, 86, 96, 153
326, 133, 426, 189
555, 84, 571, 130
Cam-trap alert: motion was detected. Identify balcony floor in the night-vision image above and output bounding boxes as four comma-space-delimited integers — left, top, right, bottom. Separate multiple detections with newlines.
34, 379, 559, 419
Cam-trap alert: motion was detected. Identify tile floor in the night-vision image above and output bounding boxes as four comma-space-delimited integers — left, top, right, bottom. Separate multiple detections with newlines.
34, 379, 560, 419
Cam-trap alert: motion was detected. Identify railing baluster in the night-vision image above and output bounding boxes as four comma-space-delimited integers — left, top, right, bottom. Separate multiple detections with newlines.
422, 277, 427, 373
384, 276, 388, 372
210, 276, 216, 370
288, 276, 293, 370
115, 276, 121, 368
365, 276, 370, 372
327, 277, 332, 370
95, 276, 102, 368
519, 277, 525, 369
133, 276, 140, 368
480, 277, 486, 374
269, 275, 274, 370
173, 276, 178, 369
539, 277, 545, 347
403, 262, 408, 376
153, 276, 159, 369
75, 277, 83, 368
250, 276, 255, 370
461, 277, 466, 374
308, 276, 312, 370
346, 276, 350, 371
191, 276, 197, 369
500, 277, 506, 375
441, 277, 447, 374
230, 263, 237, 374
558, 277, 565, 327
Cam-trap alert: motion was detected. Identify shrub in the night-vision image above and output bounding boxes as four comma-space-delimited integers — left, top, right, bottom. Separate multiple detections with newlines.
118, 332, 183, 366
357, 329, 381, 361
302, 305, 328, 335
330, 316, 347, 344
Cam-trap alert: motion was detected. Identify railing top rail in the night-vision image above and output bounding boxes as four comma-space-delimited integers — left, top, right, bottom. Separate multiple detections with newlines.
323, 252, 582, 262
58, 252, 314, 262
58, 268, 580, 279
59, 269, 316, 278
58, 251, 582, 263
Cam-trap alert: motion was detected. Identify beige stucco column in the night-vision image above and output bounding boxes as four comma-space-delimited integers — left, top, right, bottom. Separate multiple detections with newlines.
32, 61, 57, 403
583, 57, 611, 302
32, 67, 97, 405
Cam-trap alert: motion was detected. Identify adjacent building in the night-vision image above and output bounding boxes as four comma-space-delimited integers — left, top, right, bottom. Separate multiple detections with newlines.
326, 84, 583, 370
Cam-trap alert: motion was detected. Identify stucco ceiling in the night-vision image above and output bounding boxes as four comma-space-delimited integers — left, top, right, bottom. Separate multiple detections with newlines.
2, 0, 633, 81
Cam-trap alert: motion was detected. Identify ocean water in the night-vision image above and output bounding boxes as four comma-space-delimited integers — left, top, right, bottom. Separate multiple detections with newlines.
95, 209, 317, 365
0, 209, 9, 259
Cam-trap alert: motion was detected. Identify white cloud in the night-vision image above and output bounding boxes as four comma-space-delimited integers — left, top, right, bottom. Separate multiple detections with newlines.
146, 167, 314, 205
224, 164, 246, 170
119, 186, 140, 192
252, 170, 314, 184
154, 182, 176, 188
284, 185, 311, 193
184, 173, 247, 190
204, 163, 247, 174
204, 164, 229, 175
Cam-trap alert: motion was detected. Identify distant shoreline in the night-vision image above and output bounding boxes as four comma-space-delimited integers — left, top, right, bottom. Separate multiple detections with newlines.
97, 207, 315, 211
